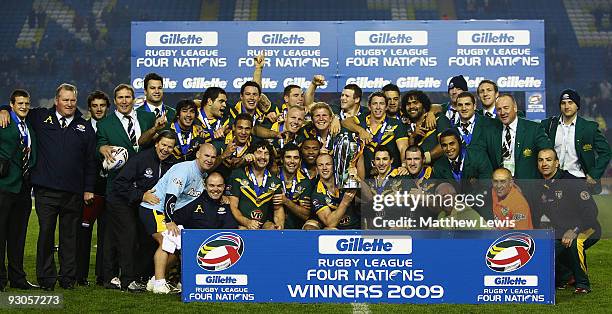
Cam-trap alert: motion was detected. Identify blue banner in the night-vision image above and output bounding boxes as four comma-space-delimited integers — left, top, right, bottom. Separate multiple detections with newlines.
181, 230, 554, 304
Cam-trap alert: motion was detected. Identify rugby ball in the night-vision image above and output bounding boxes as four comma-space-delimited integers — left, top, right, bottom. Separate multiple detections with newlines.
103, 146, 129, 171
197, 232, 244, 271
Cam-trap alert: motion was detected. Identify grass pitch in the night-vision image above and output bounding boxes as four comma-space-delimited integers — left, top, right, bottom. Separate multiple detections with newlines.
6, 195, 612, 313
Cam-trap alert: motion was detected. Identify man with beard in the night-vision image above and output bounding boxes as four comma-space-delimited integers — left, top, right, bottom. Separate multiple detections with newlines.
212, 113, 255, 177
308, 154, 360, 230
404, 145, 437, 193
136, 73, 176, 123
401, 90, 450, 166
198, 87, 229, 142
227, 141, 284, 230
275, 143, 312, 229
172, 172, 238, 229
537, 148, 601, 294
299, 138, 321, 181
168, 99, 207, 163
107, 130, 176, 292
342, 91, 408, 176
382, 83, 402, 120
139, 143, 217, 294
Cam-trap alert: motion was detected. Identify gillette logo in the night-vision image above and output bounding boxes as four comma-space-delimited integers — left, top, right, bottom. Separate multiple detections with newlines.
318, 236, 412, 255
248, 32, 320, 46
145, 32, 218, 46
457, 30, 530, 45
355, 31, 428, 46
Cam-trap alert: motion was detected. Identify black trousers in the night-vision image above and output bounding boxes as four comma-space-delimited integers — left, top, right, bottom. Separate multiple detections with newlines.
0, 184, 32, 287
75, 195, 119, 282
34, 187, 82, 287
104, 200, 139, 288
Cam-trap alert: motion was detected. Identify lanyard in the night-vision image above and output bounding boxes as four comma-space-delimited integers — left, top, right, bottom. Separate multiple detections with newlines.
374, 168, 394, 194
10, 111, 28, 147
280, 170, 297, 199
368, 117, 388, 144
174, 121, 192, 155
200, 107, 220, 140
248, 167, 269, 196
301, 163, 313, 180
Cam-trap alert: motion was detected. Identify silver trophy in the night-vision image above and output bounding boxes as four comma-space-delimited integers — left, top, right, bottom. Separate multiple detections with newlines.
332, 133, 363, 189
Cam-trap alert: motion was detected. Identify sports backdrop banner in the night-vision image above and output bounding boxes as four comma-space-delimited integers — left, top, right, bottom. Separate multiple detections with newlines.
130, 20, 546, 119
181, 230, 554, 304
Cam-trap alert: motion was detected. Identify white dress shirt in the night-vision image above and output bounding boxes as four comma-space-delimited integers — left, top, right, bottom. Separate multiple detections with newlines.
555, 115, 585, 177
55, 111, 74, 127
115, 110, 142, 145
502, 117, 518, 175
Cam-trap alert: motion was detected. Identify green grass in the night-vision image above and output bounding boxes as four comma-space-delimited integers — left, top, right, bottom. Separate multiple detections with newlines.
7, 196, 612, 313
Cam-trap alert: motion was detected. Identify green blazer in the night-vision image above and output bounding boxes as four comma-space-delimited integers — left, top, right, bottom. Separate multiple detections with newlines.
96, 111, 156, 193
0, 121, 37, 193
434, 147, 492, 190
476, 118, 552, 179
455, 113, 494, 148
136, 103, 176, 129
541, 115, 611, 180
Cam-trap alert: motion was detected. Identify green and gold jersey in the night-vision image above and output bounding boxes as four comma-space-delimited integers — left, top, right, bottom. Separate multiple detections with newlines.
226, 101, 273, 129
311, 180, 360, 229
212, 133, 252, 178
197, 107, 230, 142
354, 112, 408, 176
227, 166, 282, 223
279, 170, 313, 229
168, 122, 208, 163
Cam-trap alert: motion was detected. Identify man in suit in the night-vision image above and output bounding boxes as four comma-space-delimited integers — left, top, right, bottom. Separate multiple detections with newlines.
475, 94, 552, 180
136, 72, 176, 123
1, 84, 98, 290
476, 79, 499, 118
96, 83, 166, 292
454, 91, 494, 149
541, 89, 611, 194
0, 89, 37, 291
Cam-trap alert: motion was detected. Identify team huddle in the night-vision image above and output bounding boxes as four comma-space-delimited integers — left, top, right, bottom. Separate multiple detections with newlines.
0, 55, 609, 296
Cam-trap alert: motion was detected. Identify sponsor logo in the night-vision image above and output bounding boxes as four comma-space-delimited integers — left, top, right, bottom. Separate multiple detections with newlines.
485, 233, 535, 272
484, 275, 538, 286
145, 32, 218, 47
318, 235, 412, 255
197, 232, 244, 271
457, 30, 530, 45
247, 32, 320, 46
354, 31, 428, 46
196, 274, 248, 286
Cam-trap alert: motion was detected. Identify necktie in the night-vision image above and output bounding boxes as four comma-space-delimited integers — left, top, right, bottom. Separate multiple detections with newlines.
461, 121, 471, 135
125, 115, 137, 145
451, 159, 461, 173
501, 125, 512, 159
60, 117, 67, 128
154, 108, 161, 118
19, 122, 29, 177
485, 111, 494, 118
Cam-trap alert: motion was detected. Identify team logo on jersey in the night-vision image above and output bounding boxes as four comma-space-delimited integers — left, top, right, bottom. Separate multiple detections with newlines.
144, 168, 154, 178
339, 215, 351, 225
268, 182, 279, 191
580, 191, 591, 200
555, 190, 563, 199
238, 178, 251, 188
325, 196, 333, 205
197, 232, 244, 271
485, 233, 535, 273
501, 207, 509, 217
251, 210, 263, 220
